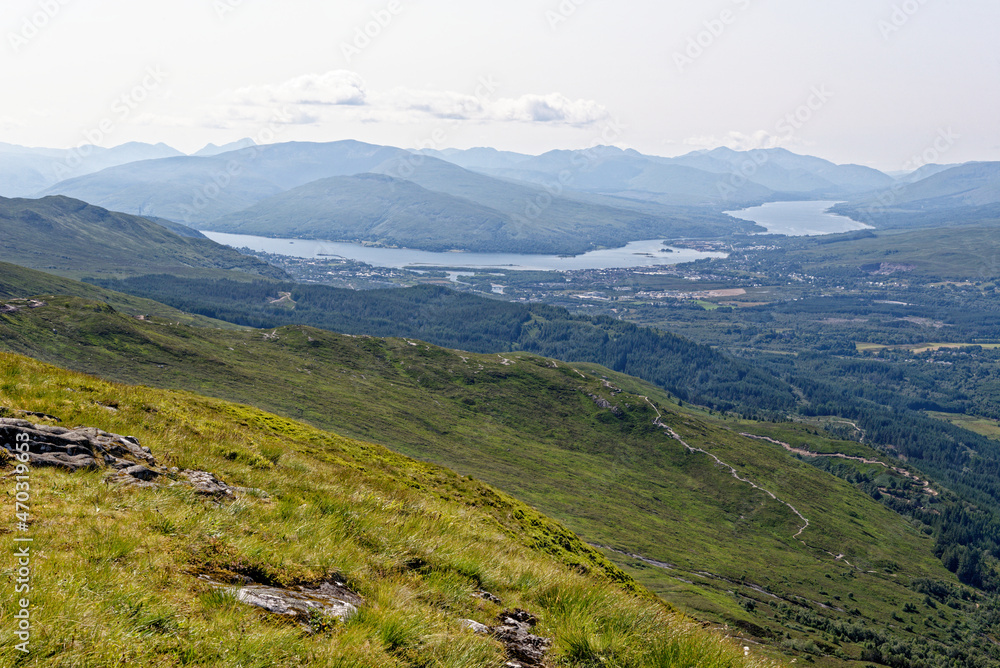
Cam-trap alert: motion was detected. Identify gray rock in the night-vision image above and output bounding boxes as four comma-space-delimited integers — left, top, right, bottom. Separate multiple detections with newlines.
235, 585, 357, 620
461, 619, 490, 634
30, 452, 98, 471
180, 470, 235, 498
195, 577, 362, 626
0, 419, 252, 500
123, 465, 159, 481
492, 609, 551, 667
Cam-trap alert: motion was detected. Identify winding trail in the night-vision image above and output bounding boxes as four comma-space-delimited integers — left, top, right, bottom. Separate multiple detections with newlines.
740, 433, 937, 496
642, 397, 812, 540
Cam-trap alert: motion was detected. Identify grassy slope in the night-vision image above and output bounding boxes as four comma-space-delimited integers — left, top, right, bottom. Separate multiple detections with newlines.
0, 296, 968, 666
770, 225, 1000, 280
0, 260, 242, 328
0, 352, 777, 668
0, 195, 288, 280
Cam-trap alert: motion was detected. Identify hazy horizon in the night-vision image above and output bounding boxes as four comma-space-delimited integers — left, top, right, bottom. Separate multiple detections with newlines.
2, 0, 997, 172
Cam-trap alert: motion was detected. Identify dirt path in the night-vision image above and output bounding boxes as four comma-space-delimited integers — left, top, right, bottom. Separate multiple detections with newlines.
739, 433, 936, 495
642, 397, 812, 540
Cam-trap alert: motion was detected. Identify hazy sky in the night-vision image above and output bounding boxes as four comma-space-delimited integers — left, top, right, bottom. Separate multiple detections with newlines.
1, 0, 996, 170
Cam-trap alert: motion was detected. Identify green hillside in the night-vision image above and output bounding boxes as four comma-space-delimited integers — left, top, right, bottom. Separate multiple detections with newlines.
0, 195, 288, 280
0, 352, 773, 668
204, 173, 513, 252
369, 155, 749, 252
0, 260, 242, 328
202, 156, 753, 255
40, 140, 409, 223
85, 275, 799, 414
750, 224, 1000, 281
832, 162, 1000, 229
0, 292, 988, 666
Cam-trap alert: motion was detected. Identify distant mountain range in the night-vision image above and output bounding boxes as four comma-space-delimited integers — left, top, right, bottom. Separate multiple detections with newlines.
832, 161, 1000, 229
423, 145, 894, 200
2, 139, 997, 254
0, 141, 183, 197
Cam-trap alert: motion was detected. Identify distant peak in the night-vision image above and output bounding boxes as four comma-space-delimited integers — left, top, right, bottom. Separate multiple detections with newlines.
192, 138, 257, 157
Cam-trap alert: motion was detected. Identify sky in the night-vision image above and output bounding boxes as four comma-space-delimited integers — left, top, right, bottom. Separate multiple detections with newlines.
0, 0, 996, 171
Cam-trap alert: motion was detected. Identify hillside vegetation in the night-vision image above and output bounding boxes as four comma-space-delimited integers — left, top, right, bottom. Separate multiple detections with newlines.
0, 352, 775, 668
86, 276, 798, 414
0, 260, 242, 328
0, 292, 990, 666
0, 196, 287, 280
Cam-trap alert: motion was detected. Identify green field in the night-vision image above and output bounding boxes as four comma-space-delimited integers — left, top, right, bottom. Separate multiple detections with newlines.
927, 412, 1000, 440
856, 342, 1000, 353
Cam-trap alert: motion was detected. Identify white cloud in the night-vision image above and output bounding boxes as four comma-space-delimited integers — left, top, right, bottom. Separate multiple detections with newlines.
382, 88, 488, 121
230, 70, 368, 107
379, 88, 608, 126
196, 72, 609, 130
491, 93, 608, 125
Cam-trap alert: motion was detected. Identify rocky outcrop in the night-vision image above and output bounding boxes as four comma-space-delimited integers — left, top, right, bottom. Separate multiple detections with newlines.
492, 609, 551, 668
0, 299, 46, 313
0, 418, 155, 472
462, 607, 551, 667
588, 394, 624, 418
0, 418, 262, 499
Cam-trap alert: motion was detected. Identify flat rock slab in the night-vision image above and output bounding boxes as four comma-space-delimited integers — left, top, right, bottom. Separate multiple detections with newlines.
235, 583, 358, 621
0, 417, 256, 500
200, 576, 363, 625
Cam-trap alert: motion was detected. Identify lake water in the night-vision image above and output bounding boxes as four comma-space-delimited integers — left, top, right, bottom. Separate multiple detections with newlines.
725, 200, 873, 236
201, 232, 727, 271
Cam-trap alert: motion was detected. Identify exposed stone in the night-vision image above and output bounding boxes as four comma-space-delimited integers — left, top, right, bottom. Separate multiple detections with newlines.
491, 609, 551, 667
31, 452, 99, 471
235, 585, 357, 620
0, 418, 253, 500
461, 619, 490, 634
202, 576, 362, 625
588, 394, 624, 418
123, 465, 160, 481
178, 470, 236, 498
